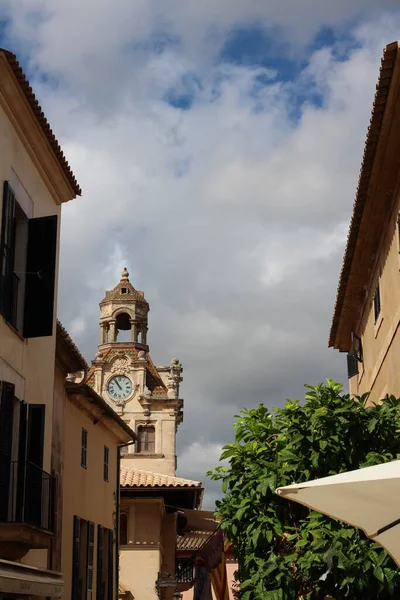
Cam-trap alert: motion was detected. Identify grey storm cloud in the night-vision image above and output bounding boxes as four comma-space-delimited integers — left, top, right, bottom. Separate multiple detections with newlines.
2, 2, 400, 507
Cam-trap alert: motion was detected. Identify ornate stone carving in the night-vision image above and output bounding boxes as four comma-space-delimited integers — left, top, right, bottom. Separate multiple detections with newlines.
111, 357, 131, 375
167, 358, 183, 399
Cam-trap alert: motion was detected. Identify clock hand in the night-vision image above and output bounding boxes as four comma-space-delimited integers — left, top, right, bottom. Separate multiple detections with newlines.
115, 380, 122, 390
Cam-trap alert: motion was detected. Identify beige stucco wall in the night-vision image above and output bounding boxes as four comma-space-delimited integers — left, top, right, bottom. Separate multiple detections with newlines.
62, 395, 119, 600
120, 498, 180, 600
349, 198, 400, 403
0, 97, 62, 571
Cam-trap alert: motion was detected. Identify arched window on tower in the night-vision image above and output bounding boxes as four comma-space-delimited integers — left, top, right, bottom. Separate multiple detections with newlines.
115, 312, 131, 342
120, 512, 128, 545
137, 425, 155, 453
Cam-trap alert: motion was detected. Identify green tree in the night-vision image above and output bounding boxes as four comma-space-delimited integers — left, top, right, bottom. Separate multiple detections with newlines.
208, 380, 400, 600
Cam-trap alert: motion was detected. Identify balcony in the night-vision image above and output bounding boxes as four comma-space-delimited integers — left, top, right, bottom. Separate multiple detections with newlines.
0, 461, 55, 561
176, 558, 194, 585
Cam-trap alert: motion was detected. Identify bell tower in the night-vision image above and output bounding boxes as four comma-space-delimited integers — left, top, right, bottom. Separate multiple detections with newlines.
99, 267, 149, 347
86, 268, 183, 476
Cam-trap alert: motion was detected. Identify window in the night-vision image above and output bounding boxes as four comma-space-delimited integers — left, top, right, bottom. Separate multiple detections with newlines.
103, 446, 109, 482
374, 283, 381, 323
72, 516, 94, 600
81, 429, 88, 468
137, 425, 155, 453
0, 180, 58, 337
119, 512, 128, 545
346, 333, 362, 379
97, 526, 113, 600
0, 381, 46, 526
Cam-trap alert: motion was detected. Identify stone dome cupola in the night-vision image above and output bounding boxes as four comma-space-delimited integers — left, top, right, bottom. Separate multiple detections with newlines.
99, 267, 149, 347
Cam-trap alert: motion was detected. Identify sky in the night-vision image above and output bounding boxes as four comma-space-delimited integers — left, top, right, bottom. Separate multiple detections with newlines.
1, 1, 400, 508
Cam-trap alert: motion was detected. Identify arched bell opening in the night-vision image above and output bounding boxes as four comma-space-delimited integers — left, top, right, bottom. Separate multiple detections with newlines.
115, 312, 131, 342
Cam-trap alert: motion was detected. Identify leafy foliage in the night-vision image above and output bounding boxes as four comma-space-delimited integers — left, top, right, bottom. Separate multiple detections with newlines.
208, 381, 400, 599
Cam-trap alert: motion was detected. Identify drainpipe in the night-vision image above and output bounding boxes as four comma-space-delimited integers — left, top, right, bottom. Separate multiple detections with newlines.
116, 440, 136, 600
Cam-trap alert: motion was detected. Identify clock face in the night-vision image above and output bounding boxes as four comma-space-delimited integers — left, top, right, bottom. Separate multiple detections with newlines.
107, 376, 132, 401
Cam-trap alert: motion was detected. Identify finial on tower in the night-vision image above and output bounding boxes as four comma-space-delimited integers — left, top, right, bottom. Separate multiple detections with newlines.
121, 267, 129, 282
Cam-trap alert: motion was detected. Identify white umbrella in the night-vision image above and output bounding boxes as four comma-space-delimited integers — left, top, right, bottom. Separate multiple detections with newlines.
275, 460, 400, 566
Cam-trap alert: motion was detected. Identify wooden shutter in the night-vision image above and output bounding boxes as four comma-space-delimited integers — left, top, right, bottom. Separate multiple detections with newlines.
103, 447, 109, 482
87, 521, 95, 600
0, 381, 15, 520
81, 429, 88, 468
27, 404, 45, 468
107, 529, 113, 600
0, 181, 16, 320
97, 525, 104, 600
23, 214, 58, 338
26, 404, 45, 527
16, 400, 27, 521
374, 283, 381, 323
347, 353, 359, 379
72, 516, 81, 600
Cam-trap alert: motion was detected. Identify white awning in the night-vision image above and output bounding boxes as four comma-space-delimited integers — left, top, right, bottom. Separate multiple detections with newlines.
0, 559, 63, 597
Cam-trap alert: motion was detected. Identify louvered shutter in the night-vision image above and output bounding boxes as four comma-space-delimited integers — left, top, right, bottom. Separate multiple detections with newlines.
87, 521, 94, 600
347, 353, 359, 379
107, 529, 113, 600
0, 182, 16, 320
72, 516, 81, 600
97, 525, 104, 600
0, 381, 15, 520
23, 214, 58, 338
26, 404, 45, 527
16, 400, 27, 522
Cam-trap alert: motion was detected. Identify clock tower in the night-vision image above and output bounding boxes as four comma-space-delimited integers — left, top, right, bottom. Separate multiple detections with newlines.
85, 268, 183, 476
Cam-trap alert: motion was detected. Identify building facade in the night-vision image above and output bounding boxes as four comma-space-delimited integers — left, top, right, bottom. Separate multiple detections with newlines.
55, 322, 135, 600
329, 41, 400, 404
0, 48, 81, 597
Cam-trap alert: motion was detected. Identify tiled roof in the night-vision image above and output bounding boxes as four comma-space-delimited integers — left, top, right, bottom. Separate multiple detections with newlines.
177, 532, 212, 550
329, 41, 399, 349
120, 467, 201, 488
100, 269, 147, 304
0, 48, 81, 196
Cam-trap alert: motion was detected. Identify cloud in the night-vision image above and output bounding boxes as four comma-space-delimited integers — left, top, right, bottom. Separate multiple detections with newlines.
2, 3, 400, 506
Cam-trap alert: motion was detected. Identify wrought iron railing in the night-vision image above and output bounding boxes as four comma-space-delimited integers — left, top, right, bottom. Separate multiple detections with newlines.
1, 461, 55, 532
175, 558, 194, 584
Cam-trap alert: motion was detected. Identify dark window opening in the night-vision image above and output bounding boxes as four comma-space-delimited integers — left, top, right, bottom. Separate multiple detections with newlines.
103, 446, 109, 482
0, 181, 58, 338
137, 425, 155, 453
115, 312, 131, 342
81, 429, 88, 468
121, 288, 127, 294
119, 512, 128, 545
374, 283, 381, 323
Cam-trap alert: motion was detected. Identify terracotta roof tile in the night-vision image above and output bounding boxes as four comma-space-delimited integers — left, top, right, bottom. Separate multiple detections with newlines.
177, 532, 212, 550
120, 467, 201, 488
0, 48, 81, 196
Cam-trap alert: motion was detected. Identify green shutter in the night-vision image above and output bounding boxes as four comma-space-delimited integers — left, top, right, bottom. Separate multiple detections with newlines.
23, 214, 58, 338
97, 525, 104, 600
0, 381, 15, 520
0, 181, 16, 320
87, 521, 95, 600
72, 516, 81, 600
107, 529, 113, 600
